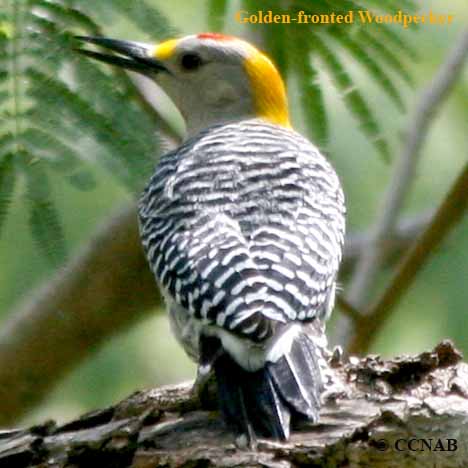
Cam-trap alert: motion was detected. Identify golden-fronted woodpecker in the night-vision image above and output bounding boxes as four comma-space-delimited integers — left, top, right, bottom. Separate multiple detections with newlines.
77, 33, 346, 442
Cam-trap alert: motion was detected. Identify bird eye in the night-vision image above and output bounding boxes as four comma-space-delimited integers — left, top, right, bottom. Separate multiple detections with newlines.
180, 53, 202, 71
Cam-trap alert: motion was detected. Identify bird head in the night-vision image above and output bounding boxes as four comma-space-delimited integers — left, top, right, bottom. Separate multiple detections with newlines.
76, 33, 290, 136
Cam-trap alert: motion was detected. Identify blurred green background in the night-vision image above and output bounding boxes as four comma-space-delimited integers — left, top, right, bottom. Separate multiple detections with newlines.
0, 0, 467, 426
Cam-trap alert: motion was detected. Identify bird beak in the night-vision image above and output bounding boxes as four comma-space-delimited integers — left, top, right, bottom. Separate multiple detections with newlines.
74, 36, 167, 74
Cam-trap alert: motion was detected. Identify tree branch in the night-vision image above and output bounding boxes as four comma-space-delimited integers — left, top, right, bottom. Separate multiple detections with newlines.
0, 204, 440, 425
0, 204, 161, 425
1, 31, 466, 426
349, 163, 468, 355
336, 296, 362, 322
341, 210, 433, 274
1, 341, 467, 467
346, 29, 468, 309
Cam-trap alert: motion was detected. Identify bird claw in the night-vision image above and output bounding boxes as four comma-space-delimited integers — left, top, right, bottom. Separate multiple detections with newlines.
192, 364, 217, 409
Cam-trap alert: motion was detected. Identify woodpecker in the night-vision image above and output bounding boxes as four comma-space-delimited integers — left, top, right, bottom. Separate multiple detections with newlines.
76, 33, 346, 442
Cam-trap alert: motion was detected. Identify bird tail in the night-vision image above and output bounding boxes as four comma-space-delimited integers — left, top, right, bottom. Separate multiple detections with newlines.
213, 326, 324, 441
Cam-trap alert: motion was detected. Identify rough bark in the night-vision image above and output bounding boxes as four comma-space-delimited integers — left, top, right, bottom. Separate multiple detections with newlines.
0, 202, 428, 425
1, 341, 467, 468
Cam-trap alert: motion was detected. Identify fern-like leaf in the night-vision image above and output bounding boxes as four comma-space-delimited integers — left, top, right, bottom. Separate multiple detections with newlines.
356, 29, 414, 86
207, 0, 228, 32
293, 34, 328, 148
66, 170, 97, 191
100, 0, 174, 38
19, 128, 80, 172
312, 34, 390, 160
26, 68, 147, 191
237, 0, 414, 159
33, 0, 101, 33
1, 0, 171, 262
26, 159, 66, 266
363, 0, 418, 14
263, 26, 290, 77
0, 154, 15, 238
377, 23, 417, 60
329, 28, 405, 110
28, 198, 66, 266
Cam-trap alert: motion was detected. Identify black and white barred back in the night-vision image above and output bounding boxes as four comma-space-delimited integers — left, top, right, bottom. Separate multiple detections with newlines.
138, 119, 345, 439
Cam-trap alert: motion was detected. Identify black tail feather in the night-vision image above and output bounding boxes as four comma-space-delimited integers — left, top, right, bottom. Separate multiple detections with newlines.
211, 330, 323, 441
268, 332, 322, 421
214, 351, 290, 441
244, 363, 291, 440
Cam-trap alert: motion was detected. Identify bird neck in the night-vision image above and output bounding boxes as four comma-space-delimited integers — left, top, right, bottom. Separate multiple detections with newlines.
243, 51, 291, 128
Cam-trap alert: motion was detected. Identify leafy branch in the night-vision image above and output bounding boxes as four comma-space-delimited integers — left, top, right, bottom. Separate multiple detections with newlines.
0, 0, 416, 260
2, 0, 464, 426
342, 29, 468, 352
0, 0, 172, 262
347, 29, 468, 310
241, 0, 416, 158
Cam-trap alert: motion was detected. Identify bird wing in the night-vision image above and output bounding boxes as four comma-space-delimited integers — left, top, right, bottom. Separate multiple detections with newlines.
139, 121, 345, 342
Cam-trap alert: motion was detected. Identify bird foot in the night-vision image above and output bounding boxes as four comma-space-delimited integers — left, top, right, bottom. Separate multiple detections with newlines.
192, 364, 217, 409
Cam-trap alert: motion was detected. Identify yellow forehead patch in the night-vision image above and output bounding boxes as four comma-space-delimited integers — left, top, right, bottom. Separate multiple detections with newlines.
242, 48, 290, 128
152, 38, 178, 60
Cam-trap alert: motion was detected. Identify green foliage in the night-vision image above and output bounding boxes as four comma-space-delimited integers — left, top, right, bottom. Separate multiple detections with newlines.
26, 159, 66, 266
0, 0, 171, 263
0, 154, 15, 239
207, 0, 228, 33
240, 0, 416, 159
0, 0, 415, 262
291, 38, 328, 148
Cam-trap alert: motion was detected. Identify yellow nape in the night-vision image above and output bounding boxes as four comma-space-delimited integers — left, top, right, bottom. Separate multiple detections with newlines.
243, 49, 290, 128
153, 38, 179, 60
